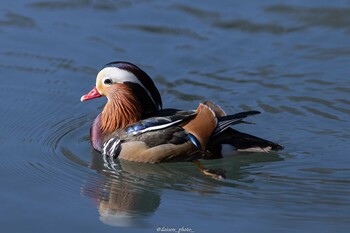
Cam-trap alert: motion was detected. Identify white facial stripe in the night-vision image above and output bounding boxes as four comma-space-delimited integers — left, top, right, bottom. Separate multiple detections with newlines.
98, 67, 141, 85
97, 67, 157, 106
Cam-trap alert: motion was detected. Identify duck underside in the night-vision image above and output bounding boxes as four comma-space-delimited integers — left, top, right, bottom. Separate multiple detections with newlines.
117, 141, 201, 163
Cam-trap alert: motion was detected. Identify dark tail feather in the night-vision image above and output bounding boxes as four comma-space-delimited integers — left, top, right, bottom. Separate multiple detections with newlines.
208, 127, 283, 156
213, 111, 261, 136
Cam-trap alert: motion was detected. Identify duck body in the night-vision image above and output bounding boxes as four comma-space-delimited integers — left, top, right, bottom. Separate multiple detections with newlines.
97, 109, 199, 163
81, 62, 283, 163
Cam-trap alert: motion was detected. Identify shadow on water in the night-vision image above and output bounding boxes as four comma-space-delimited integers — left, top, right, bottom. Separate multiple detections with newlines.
61, 146, 283, 228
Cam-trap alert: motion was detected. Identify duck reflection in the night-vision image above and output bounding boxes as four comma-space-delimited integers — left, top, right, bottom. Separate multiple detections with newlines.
73, 149, 283, 228
97, 182, 159, 227
81, 152, 163, 227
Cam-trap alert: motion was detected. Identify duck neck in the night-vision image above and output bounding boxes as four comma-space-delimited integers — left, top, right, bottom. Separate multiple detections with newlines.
100, 86, 142, 134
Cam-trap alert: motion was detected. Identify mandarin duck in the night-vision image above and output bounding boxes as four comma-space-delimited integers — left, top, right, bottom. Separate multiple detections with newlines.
81, 62, 283, 166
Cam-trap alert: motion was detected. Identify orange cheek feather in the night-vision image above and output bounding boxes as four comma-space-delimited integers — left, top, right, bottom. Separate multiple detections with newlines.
100, 84, 142, 133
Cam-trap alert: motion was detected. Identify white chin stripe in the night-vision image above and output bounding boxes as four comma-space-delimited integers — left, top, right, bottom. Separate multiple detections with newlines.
98, 67, 157, 107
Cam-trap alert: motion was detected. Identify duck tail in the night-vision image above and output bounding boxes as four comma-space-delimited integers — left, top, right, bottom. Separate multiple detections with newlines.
208, 109, 283, 154
213, 111, 261, 136
209, 128, 283, 153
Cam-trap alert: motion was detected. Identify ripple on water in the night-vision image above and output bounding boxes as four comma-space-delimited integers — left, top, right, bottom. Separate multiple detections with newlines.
117, 24, 208, 41
33, 112, 95, 192
7, 115, 92, 194
0, 12, 37, 28
0, 74, 96, 194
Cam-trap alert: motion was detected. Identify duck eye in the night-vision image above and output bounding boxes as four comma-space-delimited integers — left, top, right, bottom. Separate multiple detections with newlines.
104, 78, 112, 85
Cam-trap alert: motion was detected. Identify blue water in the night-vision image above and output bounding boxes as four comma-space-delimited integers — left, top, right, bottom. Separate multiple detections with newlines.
1, 1, 350, 232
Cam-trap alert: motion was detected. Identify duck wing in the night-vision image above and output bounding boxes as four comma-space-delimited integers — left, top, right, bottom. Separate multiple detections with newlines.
124, 110, 196, 135
102, 110, 199, 160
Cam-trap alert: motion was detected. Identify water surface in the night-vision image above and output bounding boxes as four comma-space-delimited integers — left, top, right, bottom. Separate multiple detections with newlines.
1, 1, 350, 233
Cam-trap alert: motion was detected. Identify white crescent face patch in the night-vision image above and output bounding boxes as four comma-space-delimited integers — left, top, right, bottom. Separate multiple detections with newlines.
97, 67, 145, 88
96, 67, 156, 106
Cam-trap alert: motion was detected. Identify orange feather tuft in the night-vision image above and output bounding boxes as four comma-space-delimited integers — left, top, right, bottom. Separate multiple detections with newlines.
182, 103, 217, 150
101, 84, 142, 134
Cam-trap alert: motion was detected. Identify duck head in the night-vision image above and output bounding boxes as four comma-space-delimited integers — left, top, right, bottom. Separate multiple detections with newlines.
81, 61, 162, 133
